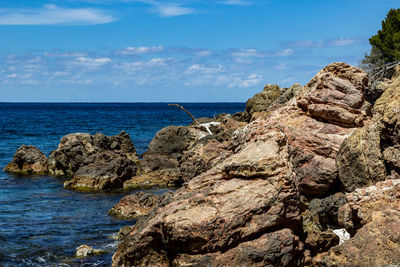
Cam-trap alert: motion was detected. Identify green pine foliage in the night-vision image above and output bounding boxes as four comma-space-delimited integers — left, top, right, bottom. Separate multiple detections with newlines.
362, 8, 400, 71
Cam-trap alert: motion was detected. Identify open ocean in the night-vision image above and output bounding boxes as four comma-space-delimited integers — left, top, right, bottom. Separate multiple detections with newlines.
0, 102, 245, 267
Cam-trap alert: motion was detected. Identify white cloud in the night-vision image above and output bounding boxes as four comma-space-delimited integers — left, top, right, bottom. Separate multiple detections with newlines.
231, 48, 293, 58
44, 52, 87, 58
220, 0, 251, 6
133, 0, 195, 17
329, 38, 357, 46
216, 73, 263, 88
286, 38, 359, 48
154, 4, 194, 17
186, 64, 225, 74
5, 73, 17, 78
195, 50, 212, 57
119, 57, 171, 73
54, 71, 69, 76
115, 46, 164, 55
71, 57, 112, 68
275, 48, 293, 57
231, 48, 263, 58
0, 4, 115, 25
274, 62, 287, 70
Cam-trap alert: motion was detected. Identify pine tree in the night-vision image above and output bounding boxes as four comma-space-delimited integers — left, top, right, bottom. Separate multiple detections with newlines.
362, 8, 400, 71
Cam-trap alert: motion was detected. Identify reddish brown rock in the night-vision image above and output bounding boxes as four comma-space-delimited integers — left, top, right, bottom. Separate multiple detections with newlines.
109, 192, 159, 220
4, 145, 48, 175
297, 62, 370, 127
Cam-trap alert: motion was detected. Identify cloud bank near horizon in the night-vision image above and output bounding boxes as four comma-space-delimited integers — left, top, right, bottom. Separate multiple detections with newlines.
0, 37, 366, 102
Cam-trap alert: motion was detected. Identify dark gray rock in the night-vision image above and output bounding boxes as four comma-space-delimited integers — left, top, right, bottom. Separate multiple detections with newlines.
64, 150, 136, 191
47, 131, 138, 177
4, 145, 48, 175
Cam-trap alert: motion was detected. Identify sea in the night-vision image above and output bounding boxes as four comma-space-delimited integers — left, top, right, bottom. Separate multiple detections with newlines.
0, 103, 245, 267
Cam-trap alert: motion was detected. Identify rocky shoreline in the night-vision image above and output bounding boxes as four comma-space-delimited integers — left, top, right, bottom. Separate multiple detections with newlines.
5, 62, 400, 266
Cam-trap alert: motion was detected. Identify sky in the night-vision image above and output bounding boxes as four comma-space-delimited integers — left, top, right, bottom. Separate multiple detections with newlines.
0, 0, 398, 102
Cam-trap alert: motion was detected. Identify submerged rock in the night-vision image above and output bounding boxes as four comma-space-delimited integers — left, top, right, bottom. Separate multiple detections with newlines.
108, 192, 159, 220
47, 131, 138, 177
112, 63, 370, 266
4, 145, 48, 175
64, 150, 136, 191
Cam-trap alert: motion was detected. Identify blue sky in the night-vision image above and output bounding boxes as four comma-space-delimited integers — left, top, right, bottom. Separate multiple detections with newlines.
0, 0, 398, 102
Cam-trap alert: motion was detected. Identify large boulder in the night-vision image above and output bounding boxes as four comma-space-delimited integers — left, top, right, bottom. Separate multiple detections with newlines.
148, 126, 203, 160
4, 145, 48, 175
109, 192, 159, 220
112, 63, 370, 266
337, 65, 400, 192
297, 62, 370, 127
47, 131, 138, 177
64, 150, 136, 191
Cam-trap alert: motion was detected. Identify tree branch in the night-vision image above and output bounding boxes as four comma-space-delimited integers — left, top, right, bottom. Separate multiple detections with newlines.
168, 104, 213, 134
168, 104, 200, 125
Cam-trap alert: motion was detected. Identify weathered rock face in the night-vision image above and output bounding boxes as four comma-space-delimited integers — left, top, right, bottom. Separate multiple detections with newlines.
124, 126, 206, 189
47, 131, 138, 177
315, 179, 400, 266
302, 193, 345, 256
297, 62, 370, 128
148, 126, 202, 160
108, 192, 159, 220
180, 117, 246, 183
337, 66, 400, 192
112, 63, 370, 266
64, 150, 137, 191
4, 145, 48, 175
173, 229, 302, 267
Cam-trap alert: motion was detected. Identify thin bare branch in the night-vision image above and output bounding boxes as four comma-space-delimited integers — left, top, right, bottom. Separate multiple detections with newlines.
168, 104, 200, 125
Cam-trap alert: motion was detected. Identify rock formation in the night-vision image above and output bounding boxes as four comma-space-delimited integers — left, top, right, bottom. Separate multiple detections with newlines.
47, 131, 138, 177
315, 179, 400, 266
64, 150, 137, 191
109, 192, 159, 220
123, 126, 207, 189
112, 63, 373, 266
4, 145, 48, 175
242, 83, 302, 122
337, 66, 400, 191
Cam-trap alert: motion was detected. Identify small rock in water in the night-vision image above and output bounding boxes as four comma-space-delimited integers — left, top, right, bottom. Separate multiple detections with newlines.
332, 228, 350, 244
76, 244, 104, 257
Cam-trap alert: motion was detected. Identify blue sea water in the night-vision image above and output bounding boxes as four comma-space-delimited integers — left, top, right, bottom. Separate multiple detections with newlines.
0, 103, 245, 267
